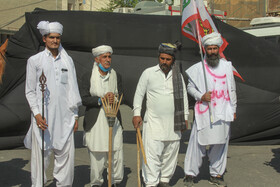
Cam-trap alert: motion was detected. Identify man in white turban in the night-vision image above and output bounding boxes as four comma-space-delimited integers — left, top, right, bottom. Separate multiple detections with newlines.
183, 32, 237, 187
80, 45, 124, 187
25, 21, 81, 187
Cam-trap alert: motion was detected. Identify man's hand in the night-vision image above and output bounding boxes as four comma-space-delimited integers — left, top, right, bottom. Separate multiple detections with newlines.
132, 116, 142, 129
73, 120, 78, 132
181, 120, 189, 132
234, 113, 236, 120
35, 114, 48, 130
105, 92, 114, 104
201, 91, 212, 102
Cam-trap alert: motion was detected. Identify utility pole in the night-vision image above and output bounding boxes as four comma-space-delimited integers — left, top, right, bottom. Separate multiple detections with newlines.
264, 0, 267, 17
180, 0, 182, 15
210, 0, 214, 15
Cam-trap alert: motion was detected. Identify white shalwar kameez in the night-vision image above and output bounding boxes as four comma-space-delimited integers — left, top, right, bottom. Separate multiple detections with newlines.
133, 65, 189, 187
25, 46, 81, 187
84, 62, 123, 186
184, 59, 237, 177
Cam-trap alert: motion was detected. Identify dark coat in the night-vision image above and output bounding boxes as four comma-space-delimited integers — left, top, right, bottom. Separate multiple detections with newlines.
80, 69, 123, 132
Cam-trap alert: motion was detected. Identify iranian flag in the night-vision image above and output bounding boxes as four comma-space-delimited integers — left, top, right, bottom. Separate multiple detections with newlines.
181, 0, 244, 81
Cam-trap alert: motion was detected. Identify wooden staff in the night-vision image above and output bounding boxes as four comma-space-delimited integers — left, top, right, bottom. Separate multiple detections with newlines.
39, 71, 46, 187
101, 94, 123, 187
108, 118, 113, 187
137, 132, 141, 187
0, 39, 8, 84
137, 128, 147, 165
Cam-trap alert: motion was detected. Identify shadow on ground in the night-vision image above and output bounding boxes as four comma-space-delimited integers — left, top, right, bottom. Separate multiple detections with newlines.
99, 166, 132, 187
74, 130, 85, 149
46, 165, 131, 187
0, 158, 31, 187
264, 148, 280, 173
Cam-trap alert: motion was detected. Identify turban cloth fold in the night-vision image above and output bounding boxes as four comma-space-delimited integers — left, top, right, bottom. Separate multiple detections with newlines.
158, 43, 177, 57
37, 21, 63, 36
92, 45, 113, 57
202, 32, 223, 47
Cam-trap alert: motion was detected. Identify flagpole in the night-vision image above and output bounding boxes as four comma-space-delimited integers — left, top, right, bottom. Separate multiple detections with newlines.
194, 18, 214, 123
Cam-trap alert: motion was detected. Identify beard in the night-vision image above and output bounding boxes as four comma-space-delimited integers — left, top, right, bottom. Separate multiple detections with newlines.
160, 63, 171, 73
206, 53, 220, 67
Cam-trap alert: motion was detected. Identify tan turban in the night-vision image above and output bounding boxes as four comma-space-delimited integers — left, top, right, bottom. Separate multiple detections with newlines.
202, 32, 223, 47
37, 21, 63, 36
92, 45, 113, 57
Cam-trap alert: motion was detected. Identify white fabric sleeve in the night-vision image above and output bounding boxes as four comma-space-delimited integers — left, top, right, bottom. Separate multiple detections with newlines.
181, 75, 189, 120
133, 70, 148, 116
187, 78, 203, 101
67, 56, 82, 111
230, 67, 237, 113
25, 58, 40, 116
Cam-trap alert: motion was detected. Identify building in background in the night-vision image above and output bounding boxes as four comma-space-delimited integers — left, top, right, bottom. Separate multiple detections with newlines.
0, 0, 110, 43
79, 0, 110, 11
267, 0, 280, 16
242, 17, 280, 45
1, 0, 280, 44
207, 0, 279, 28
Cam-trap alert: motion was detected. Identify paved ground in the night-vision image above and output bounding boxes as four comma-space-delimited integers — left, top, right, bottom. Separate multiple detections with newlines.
0, 105, 280, 187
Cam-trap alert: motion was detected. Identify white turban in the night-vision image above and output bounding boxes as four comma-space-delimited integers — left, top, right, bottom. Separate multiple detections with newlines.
202, 32, 223, 47
92, 45, 113, 57
37, 21, 63, 36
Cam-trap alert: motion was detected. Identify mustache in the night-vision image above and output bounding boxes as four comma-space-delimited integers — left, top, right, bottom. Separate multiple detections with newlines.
206, 53, 220, 67
207, 53, 219, 58
104, 61, 111, 65
160, 63, 173, 72
160, 63, 168, 68
160, 63, 169, 70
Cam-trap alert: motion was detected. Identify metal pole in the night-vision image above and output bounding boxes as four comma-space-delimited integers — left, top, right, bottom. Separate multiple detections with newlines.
39, 71, 47, 187
195, 19, 213, 122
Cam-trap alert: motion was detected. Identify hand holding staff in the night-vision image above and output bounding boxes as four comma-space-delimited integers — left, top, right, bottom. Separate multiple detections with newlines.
35, 114, 48, 130
132, 116, 147, 165
133, 115, 147, 187
136, 127, 147, 187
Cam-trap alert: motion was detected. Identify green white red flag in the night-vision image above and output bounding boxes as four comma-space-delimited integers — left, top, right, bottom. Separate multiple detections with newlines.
181, 0, 228, 54
181, 0, 244, 81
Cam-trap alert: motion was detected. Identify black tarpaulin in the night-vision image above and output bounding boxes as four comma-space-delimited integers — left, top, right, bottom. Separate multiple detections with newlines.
0, 9, 280, 149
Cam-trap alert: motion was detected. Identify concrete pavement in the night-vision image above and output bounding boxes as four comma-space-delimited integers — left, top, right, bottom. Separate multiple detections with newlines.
0, 105, 279, 187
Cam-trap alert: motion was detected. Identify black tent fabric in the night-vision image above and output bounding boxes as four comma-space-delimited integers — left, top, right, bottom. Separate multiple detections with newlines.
0, 9, 280, 149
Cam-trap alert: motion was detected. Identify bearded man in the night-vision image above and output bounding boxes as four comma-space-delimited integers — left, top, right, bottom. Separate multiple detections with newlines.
133, 43, 189, 187
183, 32, 237, 187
